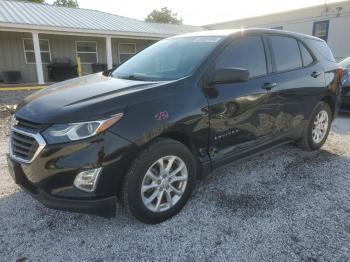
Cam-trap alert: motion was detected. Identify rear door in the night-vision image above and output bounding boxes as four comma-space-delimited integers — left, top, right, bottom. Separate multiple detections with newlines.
265, 34, 326, 139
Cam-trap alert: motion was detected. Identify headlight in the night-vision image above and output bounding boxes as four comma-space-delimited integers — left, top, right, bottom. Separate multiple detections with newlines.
42, 113, 123, 144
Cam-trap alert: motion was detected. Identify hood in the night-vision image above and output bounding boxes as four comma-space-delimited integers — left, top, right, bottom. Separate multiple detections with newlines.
16, 73, 166, 124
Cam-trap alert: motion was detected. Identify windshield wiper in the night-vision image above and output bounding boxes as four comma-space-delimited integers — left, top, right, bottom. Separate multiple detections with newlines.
118, 73, 158, 81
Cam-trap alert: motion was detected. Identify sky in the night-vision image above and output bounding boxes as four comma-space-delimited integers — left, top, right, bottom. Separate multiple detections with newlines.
47, 0, 345, 25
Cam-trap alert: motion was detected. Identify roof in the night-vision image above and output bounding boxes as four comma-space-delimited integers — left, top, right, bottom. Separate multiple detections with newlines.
0, 0, 203, 38
205, 0, 349, 27
171, 29, 242, 38
173, 28, 323, 42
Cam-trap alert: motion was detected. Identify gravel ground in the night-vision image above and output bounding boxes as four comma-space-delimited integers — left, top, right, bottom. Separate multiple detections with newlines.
0, 115, 350, 262
0, 89, 36, 137
0, 90, 37, 105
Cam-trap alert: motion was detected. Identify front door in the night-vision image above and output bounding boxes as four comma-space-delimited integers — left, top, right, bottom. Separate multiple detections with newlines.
205, 34, 285, 168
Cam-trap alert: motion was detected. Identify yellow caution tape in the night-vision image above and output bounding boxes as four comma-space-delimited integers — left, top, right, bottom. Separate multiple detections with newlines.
0, 86, 45, 91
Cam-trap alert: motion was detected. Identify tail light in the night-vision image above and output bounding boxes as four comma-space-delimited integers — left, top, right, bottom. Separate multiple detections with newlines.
338, 67, 344, 79
338, 67, 344, 80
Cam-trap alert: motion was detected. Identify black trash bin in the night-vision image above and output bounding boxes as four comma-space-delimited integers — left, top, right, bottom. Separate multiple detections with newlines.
47, 59, 78, 81
2, 71, 21, 83
91, 63, 107, 73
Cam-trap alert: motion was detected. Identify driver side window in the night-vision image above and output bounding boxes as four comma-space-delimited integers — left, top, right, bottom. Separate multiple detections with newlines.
216, 35, 267, 78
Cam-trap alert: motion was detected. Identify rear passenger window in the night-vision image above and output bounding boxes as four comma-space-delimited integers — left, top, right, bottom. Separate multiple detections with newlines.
269, 36, 302, 72
216, 35, 267, 78
299, 42, 314, 66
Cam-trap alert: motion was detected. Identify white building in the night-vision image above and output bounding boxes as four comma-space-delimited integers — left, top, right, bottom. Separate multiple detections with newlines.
206, 0, 350, 61
0, 0, 201, 84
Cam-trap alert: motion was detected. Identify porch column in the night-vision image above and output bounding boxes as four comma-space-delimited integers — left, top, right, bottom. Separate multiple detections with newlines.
105, 36, 113, 70
32, 32, 44, 85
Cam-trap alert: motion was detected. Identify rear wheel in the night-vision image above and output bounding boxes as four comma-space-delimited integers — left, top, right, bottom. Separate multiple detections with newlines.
297, 101, 332, 150
121, 138, 196, 224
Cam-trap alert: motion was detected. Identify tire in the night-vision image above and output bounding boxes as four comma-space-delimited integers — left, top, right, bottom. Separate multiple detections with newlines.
121, 138, 197, 224
297, 101, 332, 151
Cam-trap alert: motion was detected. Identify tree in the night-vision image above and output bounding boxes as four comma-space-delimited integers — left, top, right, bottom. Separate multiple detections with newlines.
145, 7, 183, 25
19, 0, 46, 3
53, 0, 79, 8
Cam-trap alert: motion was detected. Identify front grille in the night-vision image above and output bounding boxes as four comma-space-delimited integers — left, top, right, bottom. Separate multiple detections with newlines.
15, 117, 48, 132
11, 131, 39, 161
9, 117, 47, 163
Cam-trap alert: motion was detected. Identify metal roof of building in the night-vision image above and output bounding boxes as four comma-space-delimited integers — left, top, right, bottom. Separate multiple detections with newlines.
0, 0, 203, 38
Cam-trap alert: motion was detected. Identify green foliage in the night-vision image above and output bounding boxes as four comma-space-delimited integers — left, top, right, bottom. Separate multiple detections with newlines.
19, 0, 46, 3
53, 0, 79, 8
145, 7, 183, 25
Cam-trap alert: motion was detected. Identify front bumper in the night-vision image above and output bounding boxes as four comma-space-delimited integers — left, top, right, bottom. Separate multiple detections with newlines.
7, 131, 138, 217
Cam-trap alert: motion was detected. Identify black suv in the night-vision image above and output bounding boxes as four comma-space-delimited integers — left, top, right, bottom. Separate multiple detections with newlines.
340, 57, 350, 112
7, 29, 342, 223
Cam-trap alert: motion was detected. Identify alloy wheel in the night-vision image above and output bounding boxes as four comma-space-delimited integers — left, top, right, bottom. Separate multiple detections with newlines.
312, 110, 329, 144
141, 155, 188, 212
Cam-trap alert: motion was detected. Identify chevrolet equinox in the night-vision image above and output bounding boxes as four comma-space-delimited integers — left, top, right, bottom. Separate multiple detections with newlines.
7, 29, 342, 223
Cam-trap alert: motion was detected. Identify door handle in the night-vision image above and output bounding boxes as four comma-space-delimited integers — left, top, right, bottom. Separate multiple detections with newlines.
311, 71, 321, 78
261, 82, 277, 90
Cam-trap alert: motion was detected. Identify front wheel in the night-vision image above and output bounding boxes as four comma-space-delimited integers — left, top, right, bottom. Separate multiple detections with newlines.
297, 101, 332, 151
121, 138, 196, 224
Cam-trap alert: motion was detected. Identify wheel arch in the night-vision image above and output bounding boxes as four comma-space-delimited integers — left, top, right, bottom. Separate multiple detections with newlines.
320, 95, 336, 119
159, 131, 211, 179
160, 131, 196, 155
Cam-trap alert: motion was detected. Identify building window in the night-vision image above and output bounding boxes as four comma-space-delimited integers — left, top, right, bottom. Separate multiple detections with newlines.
271, 26, 283, 30
76, 41, 98, 64
119, 43, 136, 64
313, 20, 329, 42
23, 38, 51, 64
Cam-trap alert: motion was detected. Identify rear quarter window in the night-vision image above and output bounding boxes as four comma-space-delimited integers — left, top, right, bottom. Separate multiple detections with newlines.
308, 39, 335, 62
298, 42, 314, 66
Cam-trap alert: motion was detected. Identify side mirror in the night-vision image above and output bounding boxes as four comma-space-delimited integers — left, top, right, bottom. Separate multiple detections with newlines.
207, 67, 249, 85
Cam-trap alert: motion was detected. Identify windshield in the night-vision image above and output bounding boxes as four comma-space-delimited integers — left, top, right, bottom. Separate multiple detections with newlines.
112, 36, 223, 81
340, 57, 350, 69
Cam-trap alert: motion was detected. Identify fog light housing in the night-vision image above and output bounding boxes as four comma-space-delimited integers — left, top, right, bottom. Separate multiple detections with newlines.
74, 168, 102, 192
